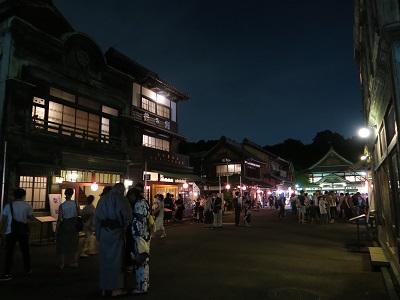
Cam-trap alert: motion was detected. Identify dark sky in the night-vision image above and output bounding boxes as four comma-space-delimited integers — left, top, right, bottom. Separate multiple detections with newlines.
54, 0, 362, 145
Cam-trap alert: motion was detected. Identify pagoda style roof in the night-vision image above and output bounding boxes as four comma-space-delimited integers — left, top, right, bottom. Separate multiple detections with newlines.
307, 147, 354, 173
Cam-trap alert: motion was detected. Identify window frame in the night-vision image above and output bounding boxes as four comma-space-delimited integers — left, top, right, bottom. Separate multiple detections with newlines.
19, 176, 48, 210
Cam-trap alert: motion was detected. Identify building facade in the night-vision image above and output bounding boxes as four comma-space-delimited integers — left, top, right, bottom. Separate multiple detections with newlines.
0, 0, 193, 212
354, 0, 400, 275
303, 148, 367, 194
194, 137, 294, 200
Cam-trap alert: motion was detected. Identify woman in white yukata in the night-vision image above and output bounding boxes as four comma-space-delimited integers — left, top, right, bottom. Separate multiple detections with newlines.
152, 194, 166, 238
128, 184, 151, 295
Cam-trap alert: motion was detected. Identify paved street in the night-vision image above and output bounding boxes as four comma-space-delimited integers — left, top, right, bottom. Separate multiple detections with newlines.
0, 209, 387, 300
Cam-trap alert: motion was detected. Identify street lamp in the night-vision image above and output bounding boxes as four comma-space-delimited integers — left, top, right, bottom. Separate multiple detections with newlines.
358, 127, 371, 138
225, 184, 231, 190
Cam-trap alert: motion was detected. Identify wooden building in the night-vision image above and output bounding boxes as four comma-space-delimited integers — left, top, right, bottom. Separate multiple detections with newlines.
0, 0, 194, 212
303, 148, 367, 194
354, 0, 400, 277
194, 137, 294, 198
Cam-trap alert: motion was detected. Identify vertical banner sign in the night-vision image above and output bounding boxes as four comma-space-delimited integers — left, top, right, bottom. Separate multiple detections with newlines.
49, 194, 62, 231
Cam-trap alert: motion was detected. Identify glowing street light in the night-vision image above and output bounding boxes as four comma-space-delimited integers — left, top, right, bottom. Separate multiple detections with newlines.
183, 182, 189, 189
360, 155, 368, 161
225, 184, 231, 190
358, 127, 371, 138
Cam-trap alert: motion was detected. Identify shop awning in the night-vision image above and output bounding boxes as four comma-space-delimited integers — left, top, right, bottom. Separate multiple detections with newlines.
156, 171, 201, 182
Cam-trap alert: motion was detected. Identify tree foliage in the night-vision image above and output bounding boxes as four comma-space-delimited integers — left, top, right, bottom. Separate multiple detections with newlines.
264, 130, 364, 171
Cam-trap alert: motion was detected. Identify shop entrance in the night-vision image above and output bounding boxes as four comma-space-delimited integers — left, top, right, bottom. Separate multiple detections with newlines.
152, 184, 178, 199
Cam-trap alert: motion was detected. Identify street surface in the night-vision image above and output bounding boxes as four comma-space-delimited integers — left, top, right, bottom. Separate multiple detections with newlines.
0, 209, 387, 299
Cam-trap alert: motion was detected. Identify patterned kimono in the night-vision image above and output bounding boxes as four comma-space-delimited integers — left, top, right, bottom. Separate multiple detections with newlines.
131, 198, 151, 292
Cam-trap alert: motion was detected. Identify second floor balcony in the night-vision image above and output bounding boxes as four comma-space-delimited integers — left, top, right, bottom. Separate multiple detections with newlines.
31, 117, 121, 148
131, 106, 178, 133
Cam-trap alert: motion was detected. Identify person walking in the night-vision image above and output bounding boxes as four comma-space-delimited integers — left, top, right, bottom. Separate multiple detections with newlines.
95, 183, 132, 297
212, 194, 223, 229
233, 191, 242, 226
152, 194, 166, 238
128, 184, 152, 295
0, 188, 33, 281
80, 195, 97, 257
56, 188, 80, 270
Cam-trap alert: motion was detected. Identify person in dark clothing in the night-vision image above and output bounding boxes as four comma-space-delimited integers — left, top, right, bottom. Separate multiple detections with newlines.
174, 195, 185, 222
233, 191, 242, 226
0, 188, 33, 281
164, 193, 174, 223
278, 193, 286, 219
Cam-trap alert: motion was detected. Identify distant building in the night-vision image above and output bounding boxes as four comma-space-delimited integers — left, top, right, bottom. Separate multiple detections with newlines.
192, 137, 294, 200
0, 0, 194, 212
354, 0, 400, 276
303, 148, 367, 194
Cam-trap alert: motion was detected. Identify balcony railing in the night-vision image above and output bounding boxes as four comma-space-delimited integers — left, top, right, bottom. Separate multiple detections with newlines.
131, 107, 178, 133
144, 147, 190, 168
31, 118, 121, 146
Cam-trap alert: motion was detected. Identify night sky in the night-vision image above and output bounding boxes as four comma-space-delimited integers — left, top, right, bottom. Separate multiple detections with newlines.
54, 0, 362, 145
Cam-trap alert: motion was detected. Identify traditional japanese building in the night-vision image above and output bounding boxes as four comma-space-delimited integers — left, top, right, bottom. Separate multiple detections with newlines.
303, 147, 367, 194
354, 0, 400, 278
194, 137, 294, 198
0, 0, 194, 213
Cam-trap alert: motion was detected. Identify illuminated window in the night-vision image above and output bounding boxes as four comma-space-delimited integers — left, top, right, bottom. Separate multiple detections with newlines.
94, 172, 121, 184
142, 98, 156, 113
19, 176, 47, 210
101, 117, 110, 143
102, 105, 118, 117
142, 86, 156, 101
142, 134, 169, 151
216, 164, 241, 176
32, 98, 45, 125
46, 101, 108, 142
157, 104, 170, 118
135, 84, 174, 120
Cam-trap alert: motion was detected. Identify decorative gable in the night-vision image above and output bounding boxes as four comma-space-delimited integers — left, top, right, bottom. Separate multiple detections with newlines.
308, 147, 353, 172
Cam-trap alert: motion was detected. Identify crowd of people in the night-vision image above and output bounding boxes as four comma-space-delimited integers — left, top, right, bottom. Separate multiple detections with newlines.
265, 190, 369, 224
191, 192, 253, 228
0, 183, 369, 296
0, 184, 255, 296
0, 183, 152, 296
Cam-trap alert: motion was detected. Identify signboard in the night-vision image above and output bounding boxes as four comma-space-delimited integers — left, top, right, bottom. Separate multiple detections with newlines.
48, 194, 62, 231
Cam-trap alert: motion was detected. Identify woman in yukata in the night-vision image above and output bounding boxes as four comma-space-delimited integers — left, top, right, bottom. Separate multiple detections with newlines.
128, 183, 151, 295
